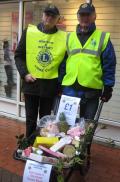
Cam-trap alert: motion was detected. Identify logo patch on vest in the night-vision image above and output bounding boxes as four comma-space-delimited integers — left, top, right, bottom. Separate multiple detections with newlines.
91, 39, 96, 47
36, 50, 53, 67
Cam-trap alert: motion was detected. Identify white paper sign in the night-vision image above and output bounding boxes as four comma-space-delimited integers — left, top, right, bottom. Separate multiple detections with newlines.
56, 95, 80, 126
23, 160, 52, 182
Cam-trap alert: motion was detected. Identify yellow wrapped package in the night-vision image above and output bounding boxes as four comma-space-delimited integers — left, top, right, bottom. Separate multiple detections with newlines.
33, 137, 59, 148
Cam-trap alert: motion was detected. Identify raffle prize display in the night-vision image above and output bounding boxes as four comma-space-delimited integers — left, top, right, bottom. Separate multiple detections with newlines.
14, 95, 104, 181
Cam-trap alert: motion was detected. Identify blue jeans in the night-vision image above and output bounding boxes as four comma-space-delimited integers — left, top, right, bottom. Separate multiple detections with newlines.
63, 86, 100, 120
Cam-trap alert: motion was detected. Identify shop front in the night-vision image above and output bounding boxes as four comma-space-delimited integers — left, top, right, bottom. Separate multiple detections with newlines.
0, 0, 120, 145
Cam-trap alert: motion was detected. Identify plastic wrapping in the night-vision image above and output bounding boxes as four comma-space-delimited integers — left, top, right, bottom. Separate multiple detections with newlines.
37, 115, 57, 128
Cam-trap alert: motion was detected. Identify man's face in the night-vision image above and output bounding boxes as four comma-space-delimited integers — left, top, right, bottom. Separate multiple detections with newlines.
77, 12, 96, 27
42, 12, 59, 28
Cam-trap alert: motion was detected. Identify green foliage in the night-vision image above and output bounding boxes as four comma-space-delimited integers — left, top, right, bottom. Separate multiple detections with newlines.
15, 134, 29, 150
58, 113, 69, 133
57, 175, 64, 182
70, 155, 83, 166
55, 159, 64, 182
59, 112, 66, 122
79, 122, 96, 157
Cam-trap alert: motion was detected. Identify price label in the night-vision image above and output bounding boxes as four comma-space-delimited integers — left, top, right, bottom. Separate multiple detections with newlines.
56, 95, 80, 126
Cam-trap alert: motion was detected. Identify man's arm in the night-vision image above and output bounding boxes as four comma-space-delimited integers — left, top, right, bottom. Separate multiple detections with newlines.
101, 39, 116, 101
14, 29, 28, 79
58, 52, 68, 84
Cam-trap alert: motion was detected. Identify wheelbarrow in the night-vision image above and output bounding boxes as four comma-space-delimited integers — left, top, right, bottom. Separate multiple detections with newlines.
13, 100, 104, 181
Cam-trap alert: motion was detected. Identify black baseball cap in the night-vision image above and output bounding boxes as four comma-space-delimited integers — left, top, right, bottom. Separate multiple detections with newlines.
44, 4, 60, 16
77, 3, 95, 14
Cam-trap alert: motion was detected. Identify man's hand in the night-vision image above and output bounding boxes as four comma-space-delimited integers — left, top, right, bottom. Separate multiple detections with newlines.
101, 86, 113, 102
24, 74, 36, 83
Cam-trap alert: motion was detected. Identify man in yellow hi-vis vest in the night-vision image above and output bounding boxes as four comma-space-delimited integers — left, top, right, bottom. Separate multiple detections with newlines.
61, 3, 116, 155
15, 5, 67, 138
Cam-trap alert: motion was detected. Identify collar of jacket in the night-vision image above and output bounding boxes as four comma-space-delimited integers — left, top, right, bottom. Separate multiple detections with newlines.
76, 23, 96, 35
37, 23, 58, 34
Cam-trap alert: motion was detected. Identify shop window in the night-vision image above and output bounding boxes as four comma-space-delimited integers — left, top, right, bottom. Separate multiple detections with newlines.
0, 3, 18, 100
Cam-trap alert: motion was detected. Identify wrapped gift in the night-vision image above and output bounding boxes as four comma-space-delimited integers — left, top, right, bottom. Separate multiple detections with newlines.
67, 126, 85, 137
33, 137, 59, 148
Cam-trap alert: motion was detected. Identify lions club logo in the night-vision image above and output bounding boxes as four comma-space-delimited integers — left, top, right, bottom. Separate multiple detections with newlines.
36, 50, 52, 67
91, 39, 96, 47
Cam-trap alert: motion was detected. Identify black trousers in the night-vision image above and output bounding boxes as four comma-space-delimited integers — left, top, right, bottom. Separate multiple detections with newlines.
24, 94, 54, 138
80, 97, 99, 119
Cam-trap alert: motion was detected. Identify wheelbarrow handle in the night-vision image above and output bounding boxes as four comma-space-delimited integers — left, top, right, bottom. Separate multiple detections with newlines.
94, 100, 104, 122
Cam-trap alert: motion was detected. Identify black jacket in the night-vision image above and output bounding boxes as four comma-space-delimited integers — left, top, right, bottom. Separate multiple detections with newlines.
15, 23, 66, 97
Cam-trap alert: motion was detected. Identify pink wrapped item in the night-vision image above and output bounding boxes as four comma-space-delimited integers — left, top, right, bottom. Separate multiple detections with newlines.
22, 146, 32, 157
39, 145, 66, 158
67, 126, 85, 137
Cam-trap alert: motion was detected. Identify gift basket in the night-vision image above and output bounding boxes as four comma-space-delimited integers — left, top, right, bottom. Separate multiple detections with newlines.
13, 99, 104, 181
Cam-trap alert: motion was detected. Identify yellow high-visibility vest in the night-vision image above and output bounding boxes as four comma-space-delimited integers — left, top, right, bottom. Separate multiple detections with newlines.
62, 29, 110, 89
26, 24, 67, 79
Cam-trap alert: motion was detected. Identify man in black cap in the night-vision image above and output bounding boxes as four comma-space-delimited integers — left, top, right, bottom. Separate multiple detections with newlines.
15, 4, 67, 138
62, 3, 116, 154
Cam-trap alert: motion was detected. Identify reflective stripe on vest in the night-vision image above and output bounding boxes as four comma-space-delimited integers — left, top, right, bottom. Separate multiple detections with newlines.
67, 32, 106, 57
66, 32, 71, 55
